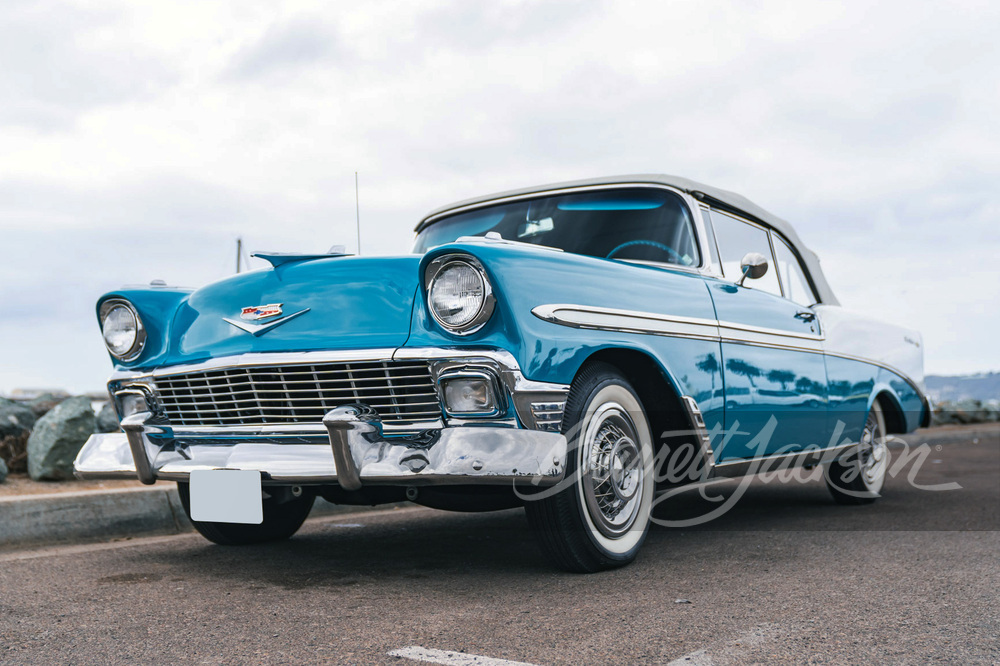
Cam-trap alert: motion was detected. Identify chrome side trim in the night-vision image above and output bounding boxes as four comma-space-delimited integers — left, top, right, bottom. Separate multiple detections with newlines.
711, 442, 856, 479
536, 303, 933, 382
532, 303, 721, 342
532, 303, 824, 350
718, 319, 823, 342
822, 350, 927, 396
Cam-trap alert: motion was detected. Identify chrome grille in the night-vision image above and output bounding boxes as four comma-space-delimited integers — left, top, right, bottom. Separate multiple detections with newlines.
153, 360, 441, 428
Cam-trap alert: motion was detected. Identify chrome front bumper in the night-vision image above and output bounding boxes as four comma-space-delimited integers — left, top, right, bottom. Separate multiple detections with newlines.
74, 405, 567, 488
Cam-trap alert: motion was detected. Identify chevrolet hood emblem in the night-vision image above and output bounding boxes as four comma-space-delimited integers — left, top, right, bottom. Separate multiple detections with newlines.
224, 307, 311, 337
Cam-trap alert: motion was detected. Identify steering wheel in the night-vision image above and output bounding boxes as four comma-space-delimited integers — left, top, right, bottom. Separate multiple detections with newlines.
605, 240, 685, 264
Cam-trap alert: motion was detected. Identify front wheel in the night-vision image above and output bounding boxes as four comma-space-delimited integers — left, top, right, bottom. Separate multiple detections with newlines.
177, 482, 315, 545
525, 363, 655, 572
825, 400, 888, 505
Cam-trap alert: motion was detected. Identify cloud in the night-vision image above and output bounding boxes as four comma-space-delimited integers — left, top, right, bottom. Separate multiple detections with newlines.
0, 0, 174, 131
224, 16, 341, 81
0, 0, 998, 392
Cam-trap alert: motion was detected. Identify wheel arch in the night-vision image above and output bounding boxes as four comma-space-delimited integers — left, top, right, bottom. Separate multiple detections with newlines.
872, 388, 906, 435
574, 347, 697, 476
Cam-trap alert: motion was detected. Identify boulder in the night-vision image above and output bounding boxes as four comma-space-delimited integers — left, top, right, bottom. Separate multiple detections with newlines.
0, 456, 7, 483
27, 396, 95, 481
0, 398, 36, 473
25, 392, 67, 418
0, 397, 37, 439
95, 402, 121, 433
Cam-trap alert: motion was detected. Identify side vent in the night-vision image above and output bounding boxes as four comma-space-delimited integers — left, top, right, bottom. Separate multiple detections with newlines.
530, 401, 566, 432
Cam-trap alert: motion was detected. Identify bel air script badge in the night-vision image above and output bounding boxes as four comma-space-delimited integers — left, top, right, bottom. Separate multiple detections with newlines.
224, 303, 310, 337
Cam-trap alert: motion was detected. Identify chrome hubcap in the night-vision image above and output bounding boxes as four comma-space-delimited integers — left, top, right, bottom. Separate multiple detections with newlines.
859, 410, 887, 485
582, 403, 644, 538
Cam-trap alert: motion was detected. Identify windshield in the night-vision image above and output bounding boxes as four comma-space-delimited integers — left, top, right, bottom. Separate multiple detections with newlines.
414, 187, 701, 267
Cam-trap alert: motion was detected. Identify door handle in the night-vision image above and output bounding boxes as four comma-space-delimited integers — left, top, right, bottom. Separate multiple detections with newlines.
794, 310, 816, 322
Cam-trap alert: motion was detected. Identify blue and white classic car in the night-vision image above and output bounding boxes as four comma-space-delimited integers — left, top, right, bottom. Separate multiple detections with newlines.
75, 175, 931, 571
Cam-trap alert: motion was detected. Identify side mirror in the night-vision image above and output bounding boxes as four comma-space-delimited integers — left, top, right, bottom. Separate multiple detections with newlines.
737, 252, 768, 286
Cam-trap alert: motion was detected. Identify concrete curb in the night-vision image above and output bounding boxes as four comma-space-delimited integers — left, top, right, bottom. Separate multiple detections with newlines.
0, 485, 403, 549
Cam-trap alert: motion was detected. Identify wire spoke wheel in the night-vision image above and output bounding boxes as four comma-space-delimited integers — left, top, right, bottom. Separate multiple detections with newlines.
826, 400, 888, 505
525, 362, 655, 572
858, 408, 888, 486
582, 403, 645, 538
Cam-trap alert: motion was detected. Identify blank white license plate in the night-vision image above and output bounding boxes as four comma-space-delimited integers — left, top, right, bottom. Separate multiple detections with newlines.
189, 469, 263, 524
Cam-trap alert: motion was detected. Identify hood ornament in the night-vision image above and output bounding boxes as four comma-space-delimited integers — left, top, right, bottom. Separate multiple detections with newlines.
224, 304, 310, 337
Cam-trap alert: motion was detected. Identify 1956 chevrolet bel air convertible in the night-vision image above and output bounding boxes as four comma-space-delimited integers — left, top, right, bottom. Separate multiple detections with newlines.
75, 175, 931, 572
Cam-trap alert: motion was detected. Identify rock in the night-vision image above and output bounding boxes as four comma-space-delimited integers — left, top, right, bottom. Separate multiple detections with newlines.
932, 399, 1000, 426
953, 399, 987, 424
25, 392, 67, 418
0, 397, 37, 439
95, 402, 120, 433
27, 396, 95, 481
0, 399, 35, 474
0, 456, 7, 483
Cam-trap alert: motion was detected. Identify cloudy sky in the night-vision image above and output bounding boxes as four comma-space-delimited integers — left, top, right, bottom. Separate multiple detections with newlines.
1, 0, 997, 394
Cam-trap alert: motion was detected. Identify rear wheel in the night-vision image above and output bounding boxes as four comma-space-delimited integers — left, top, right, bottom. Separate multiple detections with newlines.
177, 482, 315, 545
825, 400, 888, 505
525, 363, 655, 572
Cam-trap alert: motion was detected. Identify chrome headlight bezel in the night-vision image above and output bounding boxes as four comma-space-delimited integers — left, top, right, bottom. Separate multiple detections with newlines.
99, 298, 146, 361
425, 255, 496, 336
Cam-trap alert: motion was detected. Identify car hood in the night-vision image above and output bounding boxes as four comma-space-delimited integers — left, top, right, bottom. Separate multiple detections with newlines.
157, 255, 421, 367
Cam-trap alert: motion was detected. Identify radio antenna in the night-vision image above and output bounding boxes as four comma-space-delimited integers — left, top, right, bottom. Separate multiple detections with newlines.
236, 237, 242, 273
355, 171, 361, 255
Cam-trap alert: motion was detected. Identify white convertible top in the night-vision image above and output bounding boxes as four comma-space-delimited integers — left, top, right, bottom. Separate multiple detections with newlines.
417, 174, 840, 306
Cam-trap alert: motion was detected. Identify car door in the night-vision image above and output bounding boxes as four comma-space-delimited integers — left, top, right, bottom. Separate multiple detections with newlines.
704, 209, 829, 461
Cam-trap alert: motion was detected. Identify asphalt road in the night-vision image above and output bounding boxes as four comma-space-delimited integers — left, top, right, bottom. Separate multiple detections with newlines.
1, 425, 997, 665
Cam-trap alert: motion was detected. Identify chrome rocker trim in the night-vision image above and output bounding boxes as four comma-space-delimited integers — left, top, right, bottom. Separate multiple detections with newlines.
679, 392, 858, 480
75, 407, 568, 488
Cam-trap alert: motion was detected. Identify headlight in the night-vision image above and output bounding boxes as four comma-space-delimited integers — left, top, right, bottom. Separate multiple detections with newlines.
425, 256, 496, 335
99, 299, 146, 361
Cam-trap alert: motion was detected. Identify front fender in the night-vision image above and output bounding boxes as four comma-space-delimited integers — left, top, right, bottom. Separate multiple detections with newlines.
407, 241, 724, 415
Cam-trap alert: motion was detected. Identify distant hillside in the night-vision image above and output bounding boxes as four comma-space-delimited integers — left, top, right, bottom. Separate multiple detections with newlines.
926, 372, 1000, 403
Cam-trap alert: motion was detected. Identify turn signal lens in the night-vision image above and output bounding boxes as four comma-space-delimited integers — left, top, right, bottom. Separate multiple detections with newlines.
442, 377, 497, 415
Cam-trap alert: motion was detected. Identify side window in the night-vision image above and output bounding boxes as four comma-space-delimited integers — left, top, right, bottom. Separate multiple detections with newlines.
708, 210, 782, 297
772, 234, 818, 306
